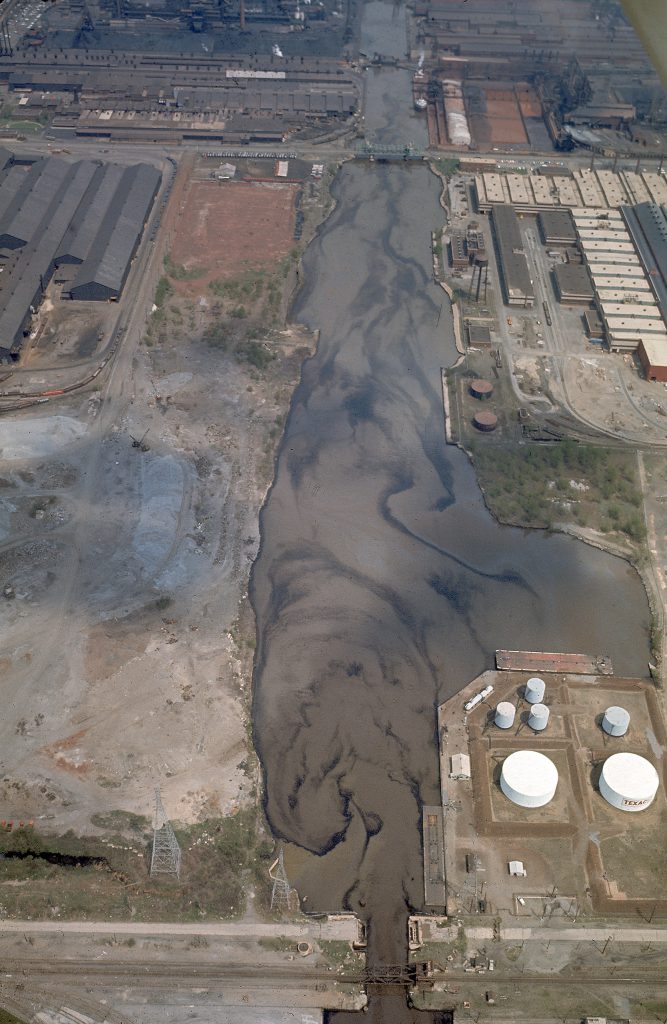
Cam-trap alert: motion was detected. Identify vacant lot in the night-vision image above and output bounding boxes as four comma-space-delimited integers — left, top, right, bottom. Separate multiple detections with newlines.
170, 181, 297, 297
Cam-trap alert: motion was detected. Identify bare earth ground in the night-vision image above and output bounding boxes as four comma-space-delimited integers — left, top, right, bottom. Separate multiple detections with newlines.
170, 180, 298, 297
0, 163, 330, 867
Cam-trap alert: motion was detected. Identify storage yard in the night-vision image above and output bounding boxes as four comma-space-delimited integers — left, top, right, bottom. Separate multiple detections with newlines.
437, 662, 667, 918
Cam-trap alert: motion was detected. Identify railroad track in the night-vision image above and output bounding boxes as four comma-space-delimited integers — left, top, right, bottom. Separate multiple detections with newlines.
3, 958, 667, 988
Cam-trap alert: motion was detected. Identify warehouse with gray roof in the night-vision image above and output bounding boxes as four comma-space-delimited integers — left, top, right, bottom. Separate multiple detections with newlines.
69, 163, 161, 301
490, 204, 534, 308
0, 151, 160, 360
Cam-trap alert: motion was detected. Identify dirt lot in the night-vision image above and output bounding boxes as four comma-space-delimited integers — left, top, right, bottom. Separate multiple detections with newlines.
0, 156, 336, 920
169, 180, 298, 298
466, 87, 528, 146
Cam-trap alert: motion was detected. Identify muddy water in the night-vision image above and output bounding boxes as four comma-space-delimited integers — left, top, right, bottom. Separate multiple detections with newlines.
250, 2, 650, 1019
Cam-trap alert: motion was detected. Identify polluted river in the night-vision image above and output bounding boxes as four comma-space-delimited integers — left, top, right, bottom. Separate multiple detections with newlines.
250, 3, 650, 1020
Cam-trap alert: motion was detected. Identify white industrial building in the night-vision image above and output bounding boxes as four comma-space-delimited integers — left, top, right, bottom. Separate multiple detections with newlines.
500, 750, 558, 808
570, 207, 667, 356
599, 752, 659, 812
450, 753, 471, 779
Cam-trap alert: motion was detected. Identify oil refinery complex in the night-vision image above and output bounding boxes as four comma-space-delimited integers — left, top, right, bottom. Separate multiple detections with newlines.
434, 654, 667, 924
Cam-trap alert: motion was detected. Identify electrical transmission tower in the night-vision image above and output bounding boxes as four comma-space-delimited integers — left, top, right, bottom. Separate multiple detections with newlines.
269, 848, 296, 912
150, 787, 181, 879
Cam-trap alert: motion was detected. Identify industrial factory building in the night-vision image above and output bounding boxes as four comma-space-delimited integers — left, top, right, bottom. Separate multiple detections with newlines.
552, 263, 594, 306
538, 210, 577, 247
568, 207, 667, 371
490, 204, 534, 308
0, 151, 160, 360
474, 168, 667, 214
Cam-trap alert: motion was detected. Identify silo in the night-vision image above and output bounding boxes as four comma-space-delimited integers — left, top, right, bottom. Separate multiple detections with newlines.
528, 703, 549, 731
470, 379, 494, 400
525, 677, 545, 704
495, 701, 516, 729
473, 410, 498, 432
500, 750, 558, 808
599, 752, 658, 812
602, 706, 630, 737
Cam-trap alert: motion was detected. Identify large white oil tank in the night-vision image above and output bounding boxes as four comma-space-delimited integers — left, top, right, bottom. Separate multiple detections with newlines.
495, 702, 516, 729
441, 80, 471, 147
528, 703, 550, 732
602, 706, 630, 737
525, 677, 545, 704
500, 750, 558, 808
599, 752, 659, 812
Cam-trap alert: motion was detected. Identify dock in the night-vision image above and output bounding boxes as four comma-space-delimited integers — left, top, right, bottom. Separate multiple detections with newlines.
495, 649, 613, 675
422, 805, 446, 910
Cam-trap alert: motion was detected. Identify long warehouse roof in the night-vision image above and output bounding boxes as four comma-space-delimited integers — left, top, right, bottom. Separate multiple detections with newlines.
70, 162, 161, 297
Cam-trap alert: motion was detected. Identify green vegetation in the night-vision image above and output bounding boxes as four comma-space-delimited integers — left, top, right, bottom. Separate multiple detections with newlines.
154, 276, 173, 309
0, 809, 275, 921
258, 935, 293, 953
0, 1010, 28, 1024
319, 940, 358, 970
237, 340, 275, 370
164, 256, 207, 281
434, 157, 460, 178
470, 440, 646, 543
90, 810, 150, 834
0, 118, 43, 134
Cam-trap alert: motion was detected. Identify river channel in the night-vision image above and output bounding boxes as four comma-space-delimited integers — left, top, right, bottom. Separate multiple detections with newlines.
250, 3, 650, 1020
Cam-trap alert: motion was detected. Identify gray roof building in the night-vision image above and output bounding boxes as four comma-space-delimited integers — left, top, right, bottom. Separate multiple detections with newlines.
552, 263, 594, 305
0, 160, 98, 357
56, 161, 126, 265
538, 209, 577, 246
70, 162, 160, 301
0, 151, 161, 358
0, 158, 71, 250
491, 204, 534, 307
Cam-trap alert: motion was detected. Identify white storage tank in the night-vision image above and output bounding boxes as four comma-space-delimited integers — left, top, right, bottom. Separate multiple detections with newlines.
500, 750, 558, 808
599, 752, 659, 812
495, 702, 516, 729
528, 703, 550, 732
525, 677, 545, 704
602, 706, 630, 737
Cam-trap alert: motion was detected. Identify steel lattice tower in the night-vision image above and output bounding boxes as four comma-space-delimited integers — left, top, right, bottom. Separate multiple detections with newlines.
150, 787, 181, 879
269, 848, 295, 912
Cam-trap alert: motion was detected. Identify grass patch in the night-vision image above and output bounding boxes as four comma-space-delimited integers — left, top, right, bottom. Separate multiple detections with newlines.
90, 810, 150, 834
164, 256, 207, 281
319, 939, 357, 970
0, 809, 275, 922
154, 276, 173, 309
0, 1011, 29, 1024
434, 157, 460, 178
470, 440, 645, 544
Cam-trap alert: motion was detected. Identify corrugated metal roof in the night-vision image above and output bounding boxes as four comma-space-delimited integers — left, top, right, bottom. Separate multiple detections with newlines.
71, 162, 160, 298
0, 157, 71, 248
0, 160, 98, 354
491, 204, 534, 302
56, 161, 126, 265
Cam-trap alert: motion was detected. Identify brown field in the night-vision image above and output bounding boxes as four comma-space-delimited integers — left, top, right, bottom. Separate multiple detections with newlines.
170, 180, 297, 297
469, 88, 528, 145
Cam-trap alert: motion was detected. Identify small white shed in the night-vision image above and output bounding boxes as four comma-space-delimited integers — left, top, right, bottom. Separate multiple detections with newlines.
450, 752, 471, 779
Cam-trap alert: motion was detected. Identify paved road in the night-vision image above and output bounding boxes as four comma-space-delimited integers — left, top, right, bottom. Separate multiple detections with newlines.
0, 915, 359, 939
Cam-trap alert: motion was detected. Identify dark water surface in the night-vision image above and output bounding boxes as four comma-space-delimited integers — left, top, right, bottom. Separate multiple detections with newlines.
250, 4, 650, 1020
